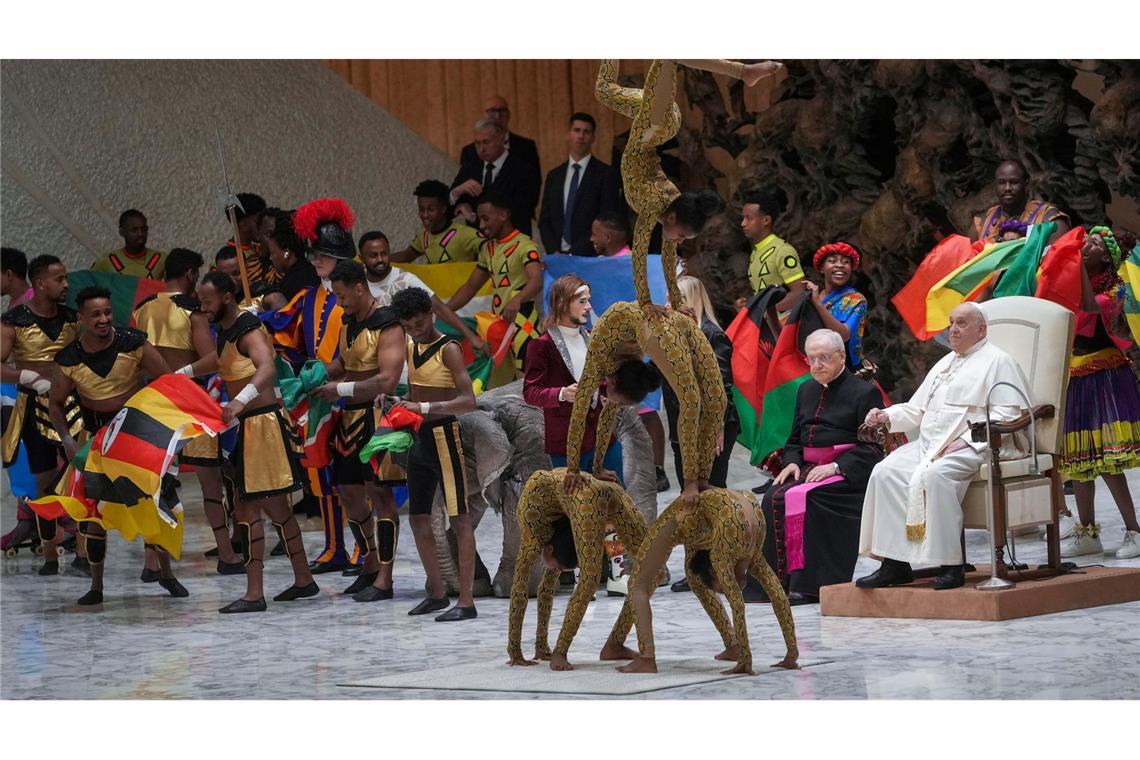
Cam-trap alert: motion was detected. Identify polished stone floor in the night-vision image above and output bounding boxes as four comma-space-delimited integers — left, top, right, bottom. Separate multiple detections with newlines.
2, 446, 1138, 700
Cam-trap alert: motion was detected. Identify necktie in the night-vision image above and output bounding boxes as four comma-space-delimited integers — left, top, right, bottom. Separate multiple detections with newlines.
483, 162, 495, 188
565, 162, 581, 230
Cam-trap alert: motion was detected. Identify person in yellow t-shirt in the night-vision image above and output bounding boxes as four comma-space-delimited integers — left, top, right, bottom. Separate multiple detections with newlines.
92, 210, 167, 279
738, 187, 805, 312
391, 180, 482, 265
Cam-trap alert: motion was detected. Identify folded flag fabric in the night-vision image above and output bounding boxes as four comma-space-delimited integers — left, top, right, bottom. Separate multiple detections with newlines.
436, 318, 496, 396
923, 236, 1026, 334
891, 236, 981, 340
990, 222, 1057, 300
275, 357, 335, 467
67, 270, 166, 326
1119, 240, 1140, 345
29, 375, 224, 559
359, 402, 424, 477
726, 286, 785, 465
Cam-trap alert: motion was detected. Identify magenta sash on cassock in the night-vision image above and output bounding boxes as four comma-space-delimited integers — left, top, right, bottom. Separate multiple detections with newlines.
783, 444, 855, 574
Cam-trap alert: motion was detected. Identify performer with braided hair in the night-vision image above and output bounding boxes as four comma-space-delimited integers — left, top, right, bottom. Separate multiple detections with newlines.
603, 488, 799, 675
1058, 226, 1140, 560
563, 300, 724, 507
595, 59, 781, 310
137, 248, 243, 574
308, 260, 406, 599
506, 469, 649, 671
193, 271, 318, 613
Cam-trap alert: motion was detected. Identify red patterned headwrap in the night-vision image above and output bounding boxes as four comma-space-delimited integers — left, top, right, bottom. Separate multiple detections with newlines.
813, 242, 861, 271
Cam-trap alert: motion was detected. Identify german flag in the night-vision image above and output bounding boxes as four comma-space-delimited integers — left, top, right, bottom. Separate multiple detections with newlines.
66, 270, 166, 326
750, 293, 825, 465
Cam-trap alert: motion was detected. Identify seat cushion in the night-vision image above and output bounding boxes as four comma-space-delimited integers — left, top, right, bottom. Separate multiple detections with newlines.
975, 453, 1054, 480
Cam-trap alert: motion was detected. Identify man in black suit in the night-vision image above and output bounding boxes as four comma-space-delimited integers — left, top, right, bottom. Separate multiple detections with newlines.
451, 118, 541, 237
539, 112, 618, 255
460, 95, 540, 177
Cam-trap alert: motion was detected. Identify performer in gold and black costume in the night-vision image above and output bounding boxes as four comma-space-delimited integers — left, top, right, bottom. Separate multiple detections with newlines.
309, 260, 406, 600
1, 254, 79, 575
135, 248, 244, 575
604, 488, 799, 675
48, 286, 187, 606
506, 469, 649, 671
191, 271, 317, 613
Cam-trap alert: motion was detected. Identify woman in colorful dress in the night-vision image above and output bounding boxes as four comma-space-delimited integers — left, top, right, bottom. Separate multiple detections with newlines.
1059, 226, 1140, 560
804, 242, 869, 372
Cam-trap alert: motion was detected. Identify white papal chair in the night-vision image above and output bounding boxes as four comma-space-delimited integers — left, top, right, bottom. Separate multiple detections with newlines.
960, 296, 1075, 582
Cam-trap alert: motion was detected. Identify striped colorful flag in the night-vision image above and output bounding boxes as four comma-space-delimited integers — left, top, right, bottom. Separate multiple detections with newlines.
29, 376, 223, 559
66, 270, 166, 326
436, 317, 497, 395
892, 236, 981, 340
274, 357, 335, 467
726, 286, 785, 466
923, 236, 1026, 334
991, 222, 1056, 300
751, 293, 825, 465
400, 261, 494, 318
1118, 241, 1140, 345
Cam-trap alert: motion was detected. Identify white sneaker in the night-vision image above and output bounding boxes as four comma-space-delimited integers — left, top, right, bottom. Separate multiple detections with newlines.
1060, 523, 1104, 558
1042, 512, 1077, 540
1114, 529, 1140, 560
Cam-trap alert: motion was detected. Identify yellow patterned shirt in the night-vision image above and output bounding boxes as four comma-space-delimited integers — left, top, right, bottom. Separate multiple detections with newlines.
476, 229, 543, 314
748, 234, 803, 293
409, 222, 482, 264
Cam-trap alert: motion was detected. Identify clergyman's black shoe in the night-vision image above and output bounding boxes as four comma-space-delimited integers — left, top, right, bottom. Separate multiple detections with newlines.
671, 577, 691, 593
932, 564, 966, 590
787, 592, 819, 606
855, 559, 914, 589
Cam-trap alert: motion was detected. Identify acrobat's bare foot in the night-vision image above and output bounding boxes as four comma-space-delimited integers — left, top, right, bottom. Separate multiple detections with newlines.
714, 644, 741, 662
507, 654, 539, 667
642, 302, 669, 322
534, 647, 553, 662
720, 661, 756, 676
698, 479, 713, 492
599, 640, 639, 661
549, 652, 575, 671
772, 655, 800, 670
742, 61, 783, 87
617, 656, 658, 674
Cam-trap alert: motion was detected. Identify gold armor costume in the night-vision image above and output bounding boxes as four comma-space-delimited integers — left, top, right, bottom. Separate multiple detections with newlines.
132, 292, 219, 464
410, 221, 482, 264
565, 301, 725, 483
55, 327, 149, 435
218, 311, 303, 499
610, 488, 798, 673
596, 59, 746, 309
477, 229, 544, 376
332, 305, 404, 486
1, 304, 80, 470
507, 470, 649, 662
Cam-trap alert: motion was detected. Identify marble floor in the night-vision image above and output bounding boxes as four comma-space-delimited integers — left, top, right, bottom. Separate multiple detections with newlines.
2, 446, 1138, 700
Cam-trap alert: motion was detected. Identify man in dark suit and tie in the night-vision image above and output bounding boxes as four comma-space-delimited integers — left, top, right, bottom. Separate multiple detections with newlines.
539, 113, 618, 255
460, 95, 540, 177
451, 118, 541, 237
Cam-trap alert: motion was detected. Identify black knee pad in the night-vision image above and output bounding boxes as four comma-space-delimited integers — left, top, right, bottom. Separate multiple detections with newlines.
84, 532, 107, 564
377, 518, 398, 565
35, 515, 57, 542
237, 522, 256, 567
348, 518, 376, 556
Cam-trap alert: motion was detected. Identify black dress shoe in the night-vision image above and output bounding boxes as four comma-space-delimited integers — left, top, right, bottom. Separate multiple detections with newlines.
559, 570, 576, 587
77, 589, 103, 606
219, 597, 266, 614
742, 575, 772, 603
70, 556, 91, 577
671, 577, 692, 593
655, 467, 670, 493
855, 559, 914, 589
752, 482, 772, 495
140, 568, 161, 583
159, 577, 189, 598
308, 558, 347, 574
435, 605, 477, 622
216, 559, 246, 575
38, 560, 59, 576
932, 564, 965, 590
342, 564, 364, 577
408, 597, 450, 616
342, 572, 378, 596
270, 540, 286, 557
273, 581, 320, 602
787, 592, 819, 606
353, 585, 394, 602
204, 546, 219, 558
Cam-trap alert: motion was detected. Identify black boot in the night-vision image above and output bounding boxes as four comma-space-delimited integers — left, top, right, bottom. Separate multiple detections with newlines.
932, 564, 965, 590
855, 558, 914, 588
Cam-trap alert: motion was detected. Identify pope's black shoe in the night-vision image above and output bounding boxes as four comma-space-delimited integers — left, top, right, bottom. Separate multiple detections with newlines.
855, 558, 914, 588
435, 605, 477, 622
408, 597, 449, 616
219, 597, 266, 614
932, 564, 966, 590
273, 581, 320, 602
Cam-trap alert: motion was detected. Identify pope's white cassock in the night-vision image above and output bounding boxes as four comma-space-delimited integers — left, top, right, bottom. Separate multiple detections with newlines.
859, 338, 1032, 566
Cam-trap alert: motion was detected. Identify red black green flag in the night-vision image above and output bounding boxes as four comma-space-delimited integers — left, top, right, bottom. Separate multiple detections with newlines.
66, 271, 166, 326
